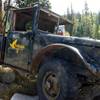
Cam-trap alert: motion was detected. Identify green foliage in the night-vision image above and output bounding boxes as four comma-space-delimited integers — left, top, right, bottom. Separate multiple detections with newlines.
39, 0, 51, 9
66, 2, 100, 39
16, 0, 51, 9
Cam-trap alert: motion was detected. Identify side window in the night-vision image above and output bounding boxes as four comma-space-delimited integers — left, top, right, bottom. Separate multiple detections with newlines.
54, 25, 65, 35
13, 10, 32, 31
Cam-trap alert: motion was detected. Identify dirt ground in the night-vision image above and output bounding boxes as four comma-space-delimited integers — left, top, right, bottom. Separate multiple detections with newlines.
0, 66, 37, 100
0, 82, 37, 100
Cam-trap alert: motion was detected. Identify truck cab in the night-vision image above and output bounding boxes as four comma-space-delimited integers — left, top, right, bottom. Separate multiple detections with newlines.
1, 6, 72, 72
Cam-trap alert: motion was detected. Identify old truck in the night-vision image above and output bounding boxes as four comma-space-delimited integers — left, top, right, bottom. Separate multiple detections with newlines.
0, 5, 100, 100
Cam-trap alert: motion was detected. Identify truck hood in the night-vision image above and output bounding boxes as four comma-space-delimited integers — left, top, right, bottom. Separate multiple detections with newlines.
39, 33, 100, 47
38, 33, 100, 71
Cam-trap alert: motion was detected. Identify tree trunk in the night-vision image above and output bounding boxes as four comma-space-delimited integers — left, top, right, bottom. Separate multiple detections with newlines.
0, 0, 3, 33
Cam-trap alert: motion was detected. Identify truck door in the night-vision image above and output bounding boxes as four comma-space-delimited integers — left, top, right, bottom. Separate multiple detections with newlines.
4, 31, 33, 71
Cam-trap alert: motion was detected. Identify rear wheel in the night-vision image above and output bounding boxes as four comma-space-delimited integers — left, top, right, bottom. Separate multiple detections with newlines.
37, 59, 79, 100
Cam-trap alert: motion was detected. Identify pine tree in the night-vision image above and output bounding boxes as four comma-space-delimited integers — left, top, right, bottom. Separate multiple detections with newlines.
67, 8, 71, 20
95, 13, 100, 39
0, 0, 3, 33
81, 1, 94, 37
84, 1, 89, 16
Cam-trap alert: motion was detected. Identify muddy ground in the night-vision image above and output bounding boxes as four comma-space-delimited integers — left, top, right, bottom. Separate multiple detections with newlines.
0, 82, 37, 100
0, 66, 100, 100
0, 66, 37, 100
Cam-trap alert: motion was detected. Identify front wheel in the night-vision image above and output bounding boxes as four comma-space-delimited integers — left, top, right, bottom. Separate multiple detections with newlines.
37, 59, 79, 100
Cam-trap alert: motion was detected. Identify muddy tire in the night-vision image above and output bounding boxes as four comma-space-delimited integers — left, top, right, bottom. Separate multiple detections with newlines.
37, 59, 79, 100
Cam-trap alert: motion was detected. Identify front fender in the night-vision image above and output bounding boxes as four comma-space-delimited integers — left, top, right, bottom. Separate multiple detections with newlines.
31, 43, 97, 76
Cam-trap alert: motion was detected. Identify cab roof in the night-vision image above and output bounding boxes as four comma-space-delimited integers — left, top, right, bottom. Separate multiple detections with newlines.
12, 7, 73, 25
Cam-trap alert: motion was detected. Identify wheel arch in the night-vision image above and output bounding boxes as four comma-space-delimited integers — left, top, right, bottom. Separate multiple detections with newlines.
31, 43, 96, 76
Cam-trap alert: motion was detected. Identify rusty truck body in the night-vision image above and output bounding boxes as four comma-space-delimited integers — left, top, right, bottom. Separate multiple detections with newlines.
0, 5, 100, 100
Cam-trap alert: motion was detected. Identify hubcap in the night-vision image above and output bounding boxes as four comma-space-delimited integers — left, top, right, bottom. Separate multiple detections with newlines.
43, 72, 60, 99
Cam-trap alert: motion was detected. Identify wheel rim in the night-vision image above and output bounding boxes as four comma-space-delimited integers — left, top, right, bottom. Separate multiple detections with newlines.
42, 72, 60, 99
